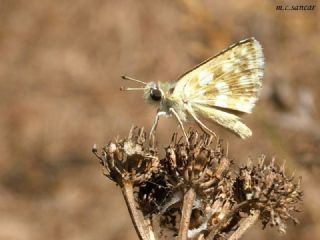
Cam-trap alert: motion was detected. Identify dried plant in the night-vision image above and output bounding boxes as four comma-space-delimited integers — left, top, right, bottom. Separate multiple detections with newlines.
93, 127, 302, 240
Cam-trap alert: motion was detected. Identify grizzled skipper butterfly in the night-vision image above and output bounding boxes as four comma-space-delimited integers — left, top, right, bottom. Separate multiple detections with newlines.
121, 38, 264, 143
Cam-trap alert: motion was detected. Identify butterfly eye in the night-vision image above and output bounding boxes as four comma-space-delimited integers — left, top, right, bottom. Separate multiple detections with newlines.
150, 88, 162, 101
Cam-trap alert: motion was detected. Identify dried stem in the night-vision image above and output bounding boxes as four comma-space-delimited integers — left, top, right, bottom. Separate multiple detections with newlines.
228, 210, 260, 240
178, 188, 196, 240
122, 181, 155, 240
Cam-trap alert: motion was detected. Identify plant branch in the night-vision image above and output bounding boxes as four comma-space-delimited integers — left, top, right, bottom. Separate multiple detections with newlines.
122, 181, 155, 240
178, 187, 196, 240
228, 210, 260, 240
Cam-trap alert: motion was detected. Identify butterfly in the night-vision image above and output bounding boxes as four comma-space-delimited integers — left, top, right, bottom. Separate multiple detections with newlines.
121, 38, 264, 143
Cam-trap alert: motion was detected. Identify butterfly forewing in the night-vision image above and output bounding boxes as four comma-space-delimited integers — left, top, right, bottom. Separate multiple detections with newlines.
172, 38, 264, 114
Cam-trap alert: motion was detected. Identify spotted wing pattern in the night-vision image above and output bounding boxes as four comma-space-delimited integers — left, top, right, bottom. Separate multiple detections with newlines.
172, 38, 264, 138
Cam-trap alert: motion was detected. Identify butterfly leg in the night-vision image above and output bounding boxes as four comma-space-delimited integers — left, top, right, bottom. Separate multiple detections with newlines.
149, 111, 166, 141
186, 108, 217, 139
169, 108, 189, 145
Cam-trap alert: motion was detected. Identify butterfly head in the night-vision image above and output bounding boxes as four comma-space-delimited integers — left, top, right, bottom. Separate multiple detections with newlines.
121, 76, 171, 105
143, 82, 164, 103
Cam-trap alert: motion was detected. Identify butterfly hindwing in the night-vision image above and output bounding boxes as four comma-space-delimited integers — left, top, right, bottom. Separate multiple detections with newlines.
190, 103, 252, 138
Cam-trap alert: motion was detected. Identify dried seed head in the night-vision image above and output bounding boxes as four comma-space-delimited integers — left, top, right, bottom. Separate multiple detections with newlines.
152, 131, 235, 238
164, 131, 231, 194
93, 126, 160, 187
93, 127, 303, 239
235, 155, 303, 233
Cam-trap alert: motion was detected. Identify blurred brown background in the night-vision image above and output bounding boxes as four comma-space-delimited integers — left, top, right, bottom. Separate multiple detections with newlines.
0, 0, 319, 239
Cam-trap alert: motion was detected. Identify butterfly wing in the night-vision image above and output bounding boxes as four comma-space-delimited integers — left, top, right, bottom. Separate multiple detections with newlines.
172, 38, 264, 138
187, 103, 253, 138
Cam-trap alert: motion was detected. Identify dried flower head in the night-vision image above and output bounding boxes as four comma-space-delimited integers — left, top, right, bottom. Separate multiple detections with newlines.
235, 156, 303, 234
93, 127, 303, 240
93, 126, 160, 187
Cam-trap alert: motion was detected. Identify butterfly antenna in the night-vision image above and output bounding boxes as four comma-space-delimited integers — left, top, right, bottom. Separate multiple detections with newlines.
121, 75, 147, 85
120, 87, 146, 91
